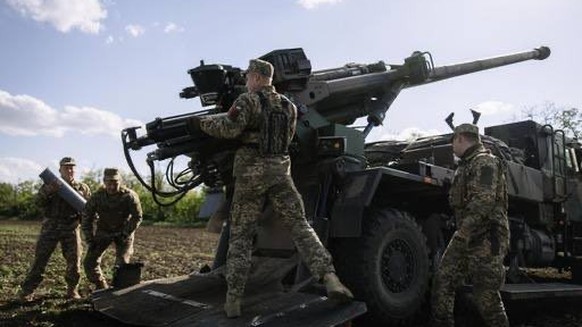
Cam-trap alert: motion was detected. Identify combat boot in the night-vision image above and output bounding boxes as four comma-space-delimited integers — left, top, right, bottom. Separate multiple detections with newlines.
95, 280, 109, 290
323, 272, 354, 303
224, 294, 241, 318
66, 287, 81, 300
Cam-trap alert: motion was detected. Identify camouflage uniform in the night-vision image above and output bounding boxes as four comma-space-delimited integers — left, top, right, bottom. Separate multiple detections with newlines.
199, 59, 335, 300
82, 168, 143, 287
20, 157, 91, 297
432, 124, 510, 327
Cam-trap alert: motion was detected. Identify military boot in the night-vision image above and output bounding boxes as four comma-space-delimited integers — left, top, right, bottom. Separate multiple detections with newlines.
224, 294, 241, 318
95, 280, 109, 290
66, 286, 81, 300
323, 272, 354, 303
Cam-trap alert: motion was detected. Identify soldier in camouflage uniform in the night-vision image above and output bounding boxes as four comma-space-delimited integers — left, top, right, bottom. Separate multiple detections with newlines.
188, 59, 353, 318
18, 157, 91, 301
431, 123, 510, 327
82, 168, 143, 290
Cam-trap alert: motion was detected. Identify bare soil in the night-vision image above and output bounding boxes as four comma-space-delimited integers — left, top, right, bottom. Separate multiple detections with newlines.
1, 220, 581, 327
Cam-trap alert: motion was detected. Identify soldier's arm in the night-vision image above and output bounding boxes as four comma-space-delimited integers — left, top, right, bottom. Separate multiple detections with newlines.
457, 157, 500, 239
82, 196, 98, 242
200, 94, 254, 139
36, 181, 59, 208
123, 191, 143, 236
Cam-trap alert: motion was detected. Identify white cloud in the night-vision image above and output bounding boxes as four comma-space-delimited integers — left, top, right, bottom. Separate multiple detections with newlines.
0, 157, 43, 184
474, 101, 515, 116
0, 90, 142, 138
125, 24, 145, 37
105, 35, 114, 44
6, 0, 107, 34
297, 0, 342, 10
163, 22, 184, 33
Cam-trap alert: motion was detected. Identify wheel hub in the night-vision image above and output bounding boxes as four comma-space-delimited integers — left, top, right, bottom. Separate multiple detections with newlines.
381, 238, 415, 293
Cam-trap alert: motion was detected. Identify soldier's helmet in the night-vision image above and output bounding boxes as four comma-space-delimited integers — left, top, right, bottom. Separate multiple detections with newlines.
246, 59, 274, 79
103, 168, 122, 181
452, 123, 480, 141
59, 157, 76, 166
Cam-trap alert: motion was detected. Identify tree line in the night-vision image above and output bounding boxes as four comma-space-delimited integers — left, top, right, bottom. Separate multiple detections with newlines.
1, 103, 578, 223
0, 169, 206, 226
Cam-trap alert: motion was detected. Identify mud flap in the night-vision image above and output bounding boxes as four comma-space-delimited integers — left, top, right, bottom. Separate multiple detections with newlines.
92, 258, 366, 326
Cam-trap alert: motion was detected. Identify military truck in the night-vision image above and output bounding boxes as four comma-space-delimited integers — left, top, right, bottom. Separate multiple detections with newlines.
92, 45, 579, 326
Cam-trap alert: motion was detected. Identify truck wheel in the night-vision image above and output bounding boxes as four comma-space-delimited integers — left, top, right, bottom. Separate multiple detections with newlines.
332, 208, 430, 325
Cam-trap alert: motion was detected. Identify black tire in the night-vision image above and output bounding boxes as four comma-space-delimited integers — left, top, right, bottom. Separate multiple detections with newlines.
332, 208, 430, 325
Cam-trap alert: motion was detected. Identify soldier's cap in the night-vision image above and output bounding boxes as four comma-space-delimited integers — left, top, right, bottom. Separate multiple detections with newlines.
103, 168, 121, 181
451, 123, 480, 141
246, 59, 274, 78
59, 157, 76, 166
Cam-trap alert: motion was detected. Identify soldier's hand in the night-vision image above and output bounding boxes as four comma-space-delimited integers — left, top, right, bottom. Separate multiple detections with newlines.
186, 116, 205, 136
45, 180, 61, 194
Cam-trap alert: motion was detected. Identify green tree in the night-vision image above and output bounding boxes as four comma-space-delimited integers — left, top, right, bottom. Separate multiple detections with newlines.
0, 182, 18, 217
522, 102, 582, 139
14, 180, 42, 220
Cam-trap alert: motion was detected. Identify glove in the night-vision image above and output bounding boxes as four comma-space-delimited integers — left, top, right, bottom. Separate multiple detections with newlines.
186, 116, 205, 136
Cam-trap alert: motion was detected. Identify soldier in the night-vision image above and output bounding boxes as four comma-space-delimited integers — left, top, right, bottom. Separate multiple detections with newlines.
18, 157, 91, 301
82, 168, 143, 290
431, 123, 510, 327
187, 59, 353, 318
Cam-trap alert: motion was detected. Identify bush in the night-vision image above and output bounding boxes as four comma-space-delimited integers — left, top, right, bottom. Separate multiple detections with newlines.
0, 170, 208, 226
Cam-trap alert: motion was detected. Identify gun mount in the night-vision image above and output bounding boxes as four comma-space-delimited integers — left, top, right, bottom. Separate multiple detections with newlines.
122, 46, 550, 205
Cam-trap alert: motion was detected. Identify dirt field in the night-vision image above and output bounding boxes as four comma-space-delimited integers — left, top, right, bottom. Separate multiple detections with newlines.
1, 220, 582, 327
0, 220, 218, 327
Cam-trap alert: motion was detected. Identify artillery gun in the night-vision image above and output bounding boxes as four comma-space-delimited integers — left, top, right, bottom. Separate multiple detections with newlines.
94, 46, 563, 326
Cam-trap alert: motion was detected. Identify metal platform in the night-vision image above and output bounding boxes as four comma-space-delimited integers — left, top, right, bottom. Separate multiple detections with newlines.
500, 282, 582, 301
92, 257, 367, 326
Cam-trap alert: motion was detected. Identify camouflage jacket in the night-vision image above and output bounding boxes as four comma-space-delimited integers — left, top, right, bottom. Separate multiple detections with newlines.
449, 144, 509, 242
37, 180, 91, 229
82, 186, 143, 237
200, 85, 296, 177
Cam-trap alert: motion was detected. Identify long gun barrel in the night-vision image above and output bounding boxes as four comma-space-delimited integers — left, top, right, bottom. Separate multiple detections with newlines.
427, 46, 550, 83
292, 46, 550, 125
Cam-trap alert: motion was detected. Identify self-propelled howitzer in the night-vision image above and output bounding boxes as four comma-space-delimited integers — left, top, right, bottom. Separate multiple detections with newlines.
108, 46, 553, 326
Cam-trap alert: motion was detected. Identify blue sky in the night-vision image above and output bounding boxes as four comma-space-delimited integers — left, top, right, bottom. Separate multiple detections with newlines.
0, 0, 580, 183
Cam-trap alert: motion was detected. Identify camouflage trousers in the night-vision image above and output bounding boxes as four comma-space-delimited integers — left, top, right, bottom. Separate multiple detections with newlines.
431, 232, 509, 327
83, 230, 134, 285
21, 220, 82, 294
226, 174, 335, 299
